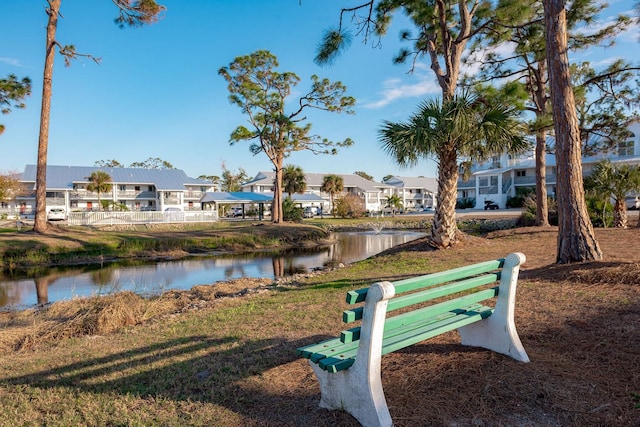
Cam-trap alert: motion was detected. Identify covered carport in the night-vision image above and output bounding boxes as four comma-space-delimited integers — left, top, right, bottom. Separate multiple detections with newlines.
199, 192, 273, 220
287, 193, 326, 216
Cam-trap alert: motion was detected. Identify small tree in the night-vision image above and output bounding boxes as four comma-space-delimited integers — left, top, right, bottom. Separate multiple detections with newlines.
321, 174, 344, 217
129, 157, 174, 169
354, 171, 374, 181
94, 159, 124, 168
219, 50, 355, 224
335, 193, 366, 218
0, 172, 23, 206
220, 165, 247, 192
0, 74, 32, 136
86, 170, 112, 212
384, 194, 403, 217
584, 160, 640, 229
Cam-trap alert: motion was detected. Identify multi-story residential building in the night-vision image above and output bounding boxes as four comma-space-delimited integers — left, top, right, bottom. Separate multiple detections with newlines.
14, 165, 215, 215
383, 176, 438, 210
458, 120, 640, 209
241, 171, 397, 213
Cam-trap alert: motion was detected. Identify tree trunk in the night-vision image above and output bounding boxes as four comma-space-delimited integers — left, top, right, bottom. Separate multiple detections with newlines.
34, 0, 61, 233
532, 59, 550, 226
544, 0, 602, 263
272, 160, 284, 224
431, 144, 459, 248
534, 130, 550, 226
613, 198, 628, 229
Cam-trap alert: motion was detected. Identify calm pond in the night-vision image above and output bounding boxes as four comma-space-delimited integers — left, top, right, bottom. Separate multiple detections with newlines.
0, 230, 425, 310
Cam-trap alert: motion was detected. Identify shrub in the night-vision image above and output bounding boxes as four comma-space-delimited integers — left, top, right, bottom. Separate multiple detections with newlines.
507, 187, 535, 208
282, 197, 303, 222
516, 195, 558, 226
456, 198, 475, 209
585, 196, 614, 228
335, 194, 366, 218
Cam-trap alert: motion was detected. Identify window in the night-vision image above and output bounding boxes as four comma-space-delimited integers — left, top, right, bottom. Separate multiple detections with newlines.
479, 177, 489, 187
148, 185, 154, 192
135, 186, 141, 191
119, 185, 126, 191
618, 138, 634, 156
516, 170, 526, 177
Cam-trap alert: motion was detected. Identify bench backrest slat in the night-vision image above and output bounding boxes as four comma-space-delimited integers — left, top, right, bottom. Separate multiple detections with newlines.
342, 272, 501, 323
345, 258, 504, 304
387, 273, 499, 312
341, 288, 498, 343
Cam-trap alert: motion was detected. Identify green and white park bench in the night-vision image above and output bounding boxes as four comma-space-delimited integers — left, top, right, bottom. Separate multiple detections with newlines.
296, 252, 530, 427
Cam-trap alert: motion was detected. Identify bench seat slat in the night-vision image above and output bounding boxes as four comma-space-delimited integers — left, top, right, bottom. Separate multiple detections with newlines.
297, 337, 348, 360
343, 274, 499, 323
341, 305, 469, 344
344, 259, 504, 304
298, 302, 487, 362
320, 306, 494, 373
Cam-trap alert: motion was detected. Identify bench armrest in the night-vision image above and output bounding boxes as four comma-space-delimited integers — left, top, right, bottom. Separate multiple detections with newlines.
352, 281, 395, 373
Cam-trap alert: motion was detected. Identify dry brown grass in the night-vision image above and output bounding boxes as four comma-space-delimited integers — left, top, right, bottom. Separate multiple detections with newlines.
1, 226, 639, 426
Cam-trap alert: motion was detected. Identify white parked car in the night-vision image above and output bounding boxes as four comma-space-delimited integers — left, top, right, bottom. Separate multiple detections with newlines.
47, 208, 66, 221
303, 206, 319, 218
226, 206, 244, 217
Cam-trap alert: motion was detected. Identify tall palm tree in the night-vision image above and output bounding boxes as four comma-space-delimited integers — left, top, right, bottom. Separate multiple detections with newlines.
321, 174, 344, 217
282, 164, 307, 197
379, 93, 529, 248
584, 160, 640, 229
86, 170, 112, 212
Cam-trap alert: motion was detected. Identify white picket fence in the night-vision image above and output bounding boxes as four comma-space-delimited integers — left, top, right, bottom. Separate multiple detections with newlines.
67, 210, 219, 226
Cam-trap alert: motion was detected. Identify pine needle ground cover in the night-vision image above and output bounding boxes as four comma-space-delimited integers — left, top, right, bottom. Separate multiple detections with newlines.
1, 227, 639, 426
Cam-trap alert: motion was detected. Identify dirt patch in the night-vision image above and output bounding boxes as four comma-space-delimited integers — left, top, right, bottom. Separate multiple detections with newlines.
2, 226, 640, 426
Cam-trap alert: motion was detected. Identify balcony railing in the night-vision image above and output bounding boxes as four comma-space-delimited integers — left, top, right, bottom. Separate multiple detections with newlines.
70, 190, 157, 199
478, 186, 498, 195
457, 179, 475, 189
183, 191, 204, 199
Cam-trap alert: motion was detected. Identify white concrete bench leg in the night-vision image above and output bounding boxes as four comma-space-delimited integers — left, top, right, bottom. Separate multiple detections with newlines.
457, 252, 530, 362
310, 360, 392, 427
311, 281, 395, 427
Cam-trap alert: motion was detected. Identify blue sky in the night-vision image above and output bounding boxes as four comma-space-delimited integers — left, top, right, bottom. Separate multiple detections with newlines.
1, 0, 637, 182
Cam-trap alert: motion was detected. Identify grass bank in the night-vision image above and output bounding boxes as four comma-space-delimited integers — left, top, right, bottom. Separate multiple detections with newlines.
1, 226, 639, 425
0, 222, 331, 271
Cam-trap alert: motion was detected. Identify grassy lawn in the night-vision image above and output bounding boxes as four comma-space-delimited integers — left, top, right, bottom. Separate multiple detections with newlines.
1, 225, 639, 426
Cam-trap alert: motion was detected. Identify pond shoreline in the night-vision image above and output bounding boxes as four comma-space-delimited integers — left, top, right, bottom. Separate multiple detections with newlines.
0, 217, 521, 272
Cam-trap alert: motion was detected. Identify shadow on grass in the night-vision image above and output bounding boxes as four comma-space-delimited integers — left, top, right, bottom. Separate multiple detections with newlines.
1, 333, 358, 426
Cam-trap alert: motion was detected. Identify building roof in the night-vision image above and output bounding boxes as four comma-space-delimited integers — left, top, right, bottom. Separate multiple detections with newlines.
21, 165, 208, 191
199, 192, 273, 204
384, 176, 438, 192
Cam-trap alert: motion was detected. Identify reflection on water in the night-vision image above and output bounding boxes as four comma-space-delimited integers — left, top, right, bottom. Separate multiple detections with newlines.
0, 230, 424, 310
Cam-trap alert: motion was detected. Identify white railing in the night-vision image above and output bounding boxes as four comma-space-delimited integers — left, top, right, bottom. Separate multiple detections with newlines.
67, 210, 219, 226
